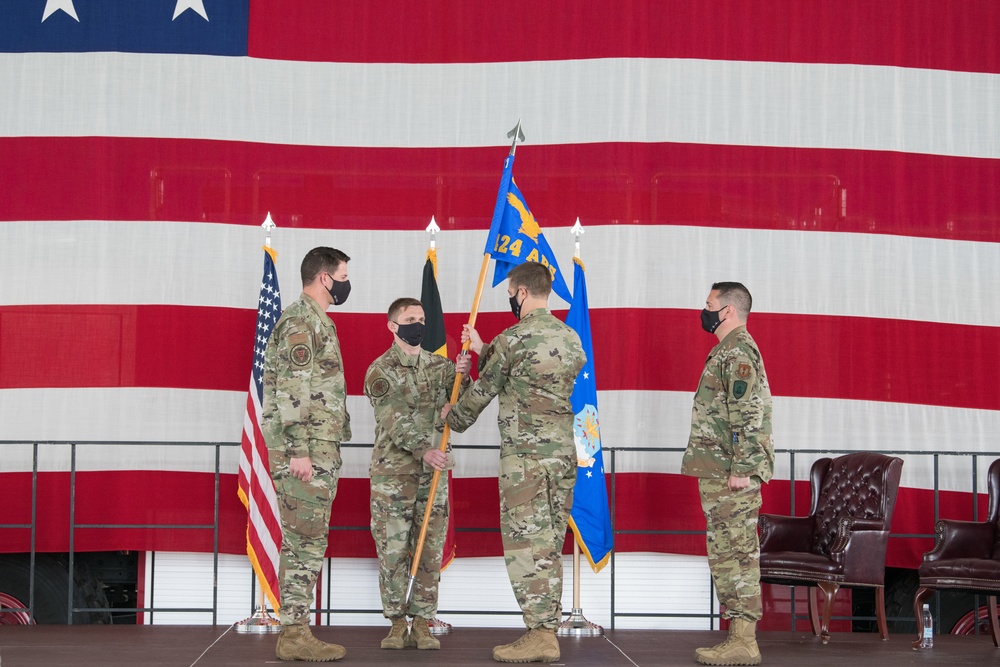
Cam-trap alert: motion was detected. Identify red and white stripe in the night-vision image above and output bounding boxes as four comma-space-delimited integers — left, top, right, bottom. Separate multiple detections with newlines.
1, 1, 998, 569
237, 384, 282, 611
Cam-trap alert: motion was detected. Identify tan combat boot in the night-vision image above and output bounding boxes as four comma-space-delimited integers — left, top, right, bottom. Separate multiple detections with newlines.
275, 623, 346, 662
694, 618, 761, 666
410, 615, 441, 650
380, 616, 409, 650
493, 627, 560, 663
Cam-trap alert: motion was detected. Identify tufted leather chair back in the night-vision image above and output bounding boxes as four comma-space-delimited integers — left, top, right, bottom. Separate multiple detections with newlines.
808, 452, 903, 558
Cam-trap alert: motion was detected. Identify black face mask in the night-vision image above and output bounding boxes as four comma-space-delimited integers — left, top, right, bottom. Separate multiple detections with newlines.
509, 292, 524, 320
327, 278, 351, 306
394, 321, 424, 347
700, 306, 725, 334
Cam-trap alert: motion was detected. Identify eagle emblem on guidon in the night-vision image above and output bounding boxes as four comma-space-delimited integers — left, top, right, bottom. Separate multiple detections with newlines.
574, 404, 601, 468
507, 192, 541, 241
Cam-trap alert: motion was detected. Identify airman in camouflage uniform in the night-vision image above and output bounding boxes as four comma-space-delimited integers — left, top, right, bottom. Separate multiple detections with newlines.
682, 282, 773, 667
443, 262, 586, 664
364, 297, 470, 650
262, 247, 353, 662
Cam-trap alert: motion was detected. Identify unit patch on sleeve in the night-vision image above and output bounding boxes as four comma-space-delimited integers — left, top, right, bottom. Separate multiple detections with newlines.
290, 343, 312, 367
369, 377, 390, 398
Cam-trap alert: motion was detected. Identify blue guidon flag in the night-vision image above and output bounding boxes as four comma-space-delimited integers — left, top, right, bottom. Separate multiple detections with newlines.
483, 154, 573, 304
565, 257, 613, 572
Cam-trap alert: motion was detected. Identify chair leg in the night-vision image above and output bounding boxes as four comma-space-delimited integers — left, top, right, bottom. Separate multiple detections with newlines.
816, 581, 839, 644
808, 586, 821, 637
911, 586, 935, 650
875, 585, 888, 640
988, 595, 999, 648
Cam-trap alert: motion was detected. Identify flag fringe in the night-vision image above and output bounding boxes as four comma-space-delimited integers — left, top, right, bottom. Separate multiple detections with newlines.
245, 529, 281, 611
239, 486, 281, 610
567, 517, 611, 573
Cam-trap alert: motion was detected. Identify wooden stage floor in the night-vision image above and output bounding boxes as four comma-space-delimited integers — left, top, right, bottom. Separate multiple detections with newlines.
0, 625, 996, 666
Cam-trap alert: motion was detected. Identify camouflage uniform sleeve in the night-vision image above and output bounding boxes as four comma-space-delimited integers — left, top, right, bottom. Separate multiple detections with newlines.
433, 359, 455, 433
409, 357, 459, 463
364, 362, 428, 462
272, 317, 315, 457
446, 338, 510, 433
724, 353, 766, 477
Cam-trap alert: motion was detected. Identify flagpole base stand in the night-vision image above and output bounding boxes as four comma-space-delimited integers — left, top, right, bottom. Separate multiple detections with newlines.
234, 605, 281, 634
557, 608, 604, 637
427, 616, 453, 635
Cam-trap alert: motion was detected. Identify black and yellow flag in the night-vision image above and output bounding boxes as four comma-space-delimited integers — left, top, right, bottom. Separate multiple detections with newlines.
420, 245, 456, 568
420, 248, 447, 358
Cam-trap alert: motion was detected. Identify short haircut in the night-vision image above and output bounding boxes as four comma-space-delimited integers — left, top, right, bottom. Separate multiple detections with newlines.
712, 281, 752, 318
508, 262, 553, 298
300, 247, 351, 286
387, 297, 422, 321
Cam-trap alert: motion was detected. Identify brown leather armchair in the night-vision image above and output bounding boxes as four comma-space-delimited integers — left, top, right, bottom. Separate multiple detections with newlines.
913, 457, 1000, 648
758, 452, 904, 643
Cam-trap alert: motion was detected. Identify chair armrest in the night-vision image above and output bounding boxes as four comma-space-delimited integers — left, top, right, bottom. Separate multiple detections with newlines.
827, 516, 887, 554
843, 517, 884, 532
828, 517, 854, 564
759, 514, 814, 552
831, 517, 893, 584
924, 519, 996, 562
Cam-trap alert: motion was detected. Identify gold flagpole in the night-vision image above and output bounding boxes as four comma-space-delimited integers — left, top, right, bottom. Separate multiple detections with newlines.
405, 123, 523, 606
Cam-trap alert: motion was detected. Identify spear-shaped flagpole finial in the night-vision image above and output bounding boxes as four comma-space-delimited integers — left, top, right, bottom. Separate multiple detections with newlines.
571, 217, 585, 259
426, 215, 440, 250
507, 119, 525, 156
262, 211, 277, 248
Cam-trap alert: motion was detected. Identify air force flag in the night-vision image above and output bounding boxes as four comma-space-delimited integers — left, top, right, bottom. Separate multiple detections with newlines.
565, 257, 613, 571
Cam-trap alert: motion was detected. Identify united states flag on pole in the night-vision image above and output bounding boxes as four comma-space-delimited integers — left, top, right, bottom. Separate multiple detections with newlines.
236, 246, 282, 611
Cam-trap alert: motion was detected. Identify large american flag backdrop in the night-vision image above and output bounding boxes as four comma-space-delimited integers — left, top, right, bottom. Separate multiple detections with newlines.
1, 1, 999, 570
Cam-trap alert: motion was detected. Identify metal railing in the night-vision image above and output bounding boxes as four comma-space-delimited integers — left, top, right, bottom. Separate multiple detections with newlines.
2, 440, 997, 630
0, 441, 230, 625
606, 447, 1000, 632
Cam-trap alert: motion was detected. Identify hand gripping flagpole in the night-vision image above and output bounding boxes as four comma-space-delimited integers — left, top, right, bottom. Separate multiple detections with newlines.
405, 123, 525, 607
558, 218, 604, 637
236, 211, 281, 634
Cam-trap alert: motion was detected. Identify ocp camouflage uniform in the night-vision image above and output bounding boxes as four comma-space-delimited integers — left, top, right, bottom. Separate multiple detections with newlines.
445, 309, 585, 630
262, 293, 351, 626
681, 325, 773, 622
364, 343, 467, 619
